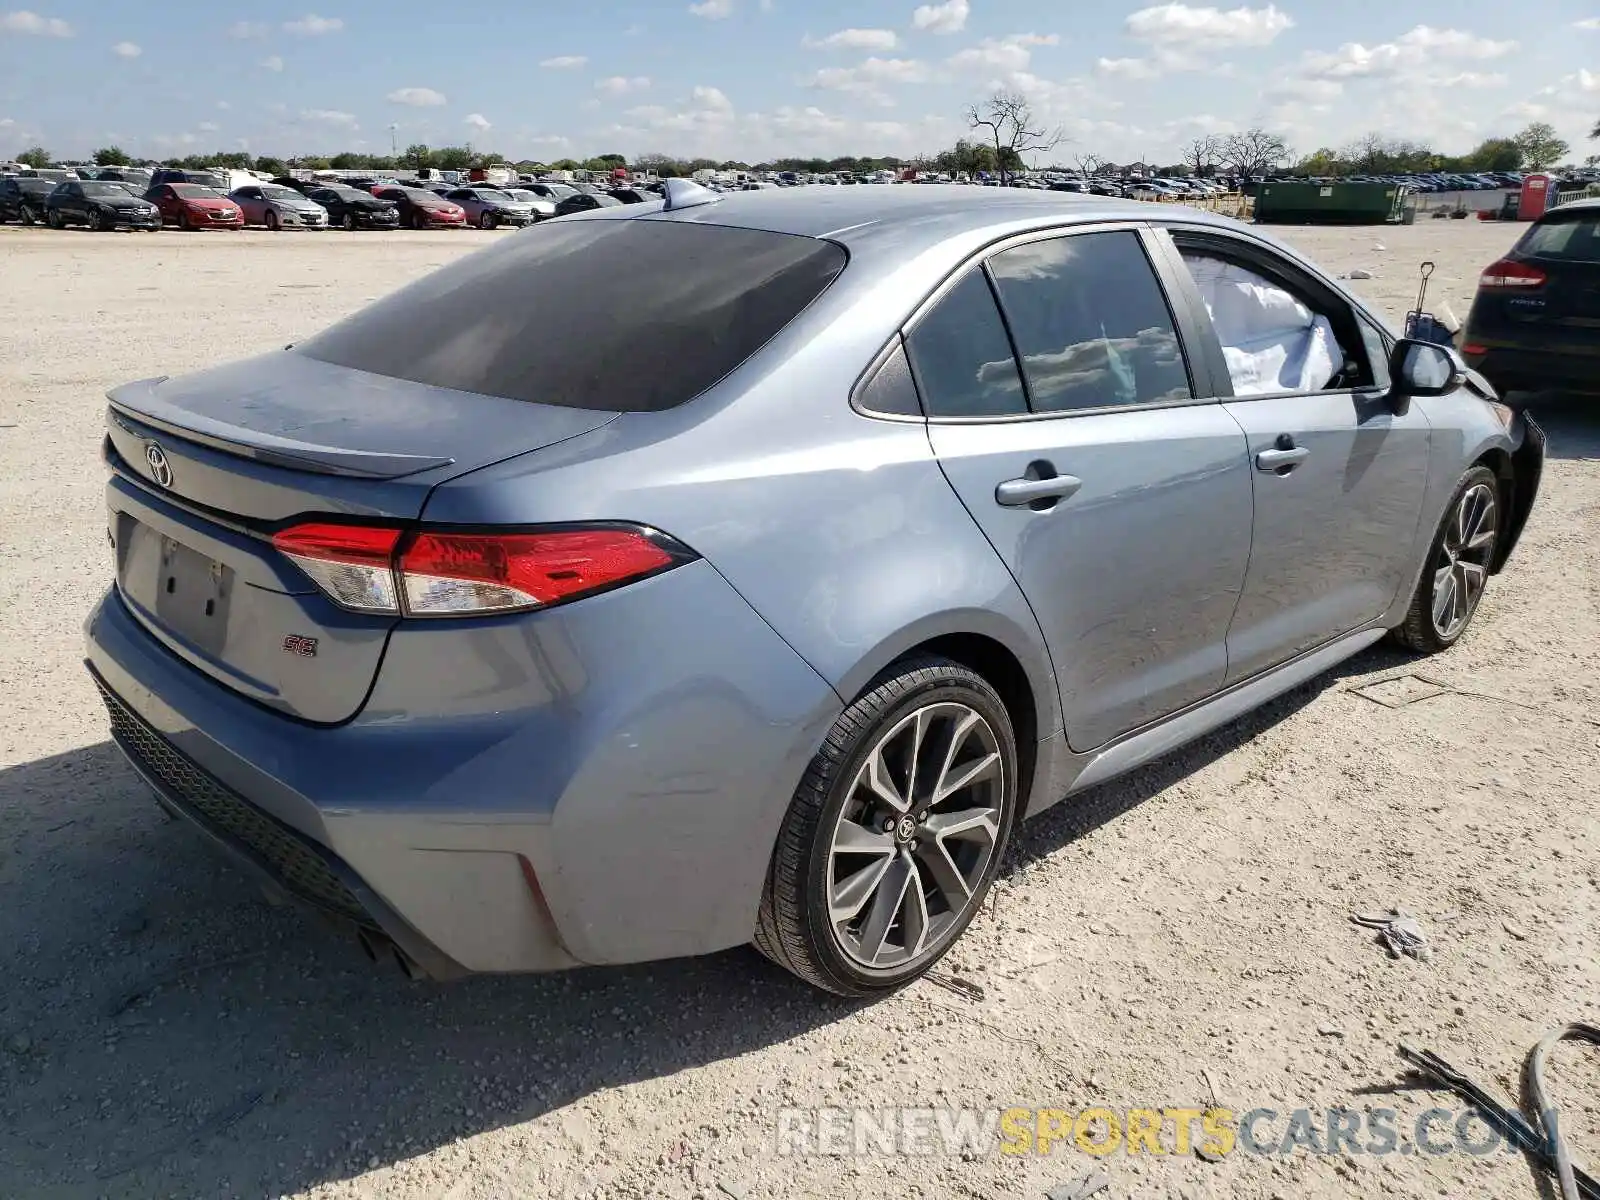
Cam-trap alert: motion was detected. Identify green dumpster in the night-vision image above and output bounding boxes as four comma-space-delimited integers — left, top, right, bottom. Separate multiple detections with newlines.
1254, 182, 1413, 225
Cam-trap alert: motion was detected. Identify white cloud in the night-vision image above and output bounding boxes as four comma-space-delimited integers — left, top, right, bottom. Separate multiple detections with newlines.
464, 112, 491, 131
1574, 17, 1600, 30
387, 86, 446, 106
688, 0, 732, 18
539, 54, 587, 68
624, 22, 644, 35
1124, 3, 1292, 47
1096, 56, 1163, 80
0, 117, 13, 127
595, 75, 650, 95
691, 84, 733, 112
283, 13, 342, 35
0, 10, 74, 36
809, 56, 932, 90
1438, 71, 1509, 89
227, 20, 267, 38
299, 108, 358, 127
948, 32, 1058, 73
197, 120, 219, 132
260, 55, 284, 71
1302, 26, 1516, 83
804, 27, 898, 51
911, 0, 968, 34
216, 100, 232, 110
111, 40, 140, 57
1265, 76, 1342, 103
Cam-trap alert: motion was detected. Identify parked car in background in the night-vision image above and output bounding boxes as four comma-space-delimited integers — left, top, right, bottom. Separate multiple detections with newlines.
373, 186, 467, 229
269, 176, 322, 197
229, 183, 329, 230
143, 182, 244, 230
18, 166, 73, 183
502, 189, 558, 220
85, 184, 1541, 998
443, 187, 540, 229
523, 182, 577, 203
606, 187, 652, 204
552, 191, 622, 217
150, 168, 229, 191
44, 179, 161, 231
1461, 198, 1600, 397
0, 175, 57, 224
305, 186, 401, 230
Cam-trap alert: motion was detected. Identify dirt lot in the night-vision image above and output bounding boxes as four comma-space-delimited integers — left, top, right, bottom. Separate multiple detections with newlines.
0, 219, 1595, 1200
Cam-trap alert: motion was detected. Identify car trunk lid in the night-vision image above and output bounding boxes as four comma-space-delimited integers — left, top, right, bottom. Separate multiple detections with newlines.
104, 352, 618, 722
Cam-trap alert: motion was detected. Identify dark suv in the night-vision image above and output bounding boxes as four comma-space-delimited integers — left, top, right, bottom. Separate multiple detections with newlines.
0, 175, 58, 224
1462, 199, 1600, 397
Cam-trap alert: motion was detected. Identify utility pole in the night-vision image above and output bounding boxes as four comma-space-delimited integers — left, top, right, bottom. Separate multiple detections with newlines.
389, 124, 397, 157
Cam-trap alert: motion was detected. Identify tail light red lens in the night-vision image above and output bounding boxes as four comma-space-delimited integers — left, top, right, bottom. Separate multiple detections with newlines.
1478, 259, 1546, 289
271, 522, 692, 617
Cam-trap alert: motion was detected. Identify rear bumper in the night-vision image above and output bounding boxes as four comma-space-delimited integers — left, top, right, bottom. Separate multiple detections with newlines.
1462, 343, 1600, 395
84, 559, 840, 976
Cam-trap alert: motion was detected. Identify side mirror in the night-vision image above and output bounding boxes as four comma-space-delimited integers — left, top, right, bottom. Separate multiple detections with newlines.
1387, 337, 1467, 409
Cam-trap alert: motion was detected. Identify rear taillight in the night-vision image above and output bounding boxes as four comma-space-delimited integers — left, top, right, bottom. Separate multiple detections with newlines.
271, 522, 693, 617
1478, 259, 1547, 289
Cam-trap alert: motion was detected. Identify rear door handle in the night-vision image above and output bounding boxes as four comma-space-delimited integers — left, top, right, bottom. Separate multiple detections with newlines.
1256, 447, 1310, 472
995, 474, 1083, 507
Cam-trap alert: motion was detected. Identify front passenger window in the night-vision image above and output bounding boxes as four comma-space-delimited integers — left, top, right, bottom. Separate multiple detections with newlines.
1179, 251, 1369, 396
904, 270, 1026, 418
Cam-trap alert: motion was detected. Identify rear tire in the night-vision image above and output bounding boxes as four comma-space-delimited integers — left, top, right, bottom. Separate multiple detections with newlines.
1390, 465, 1500, 653
755, 656, 1019, 997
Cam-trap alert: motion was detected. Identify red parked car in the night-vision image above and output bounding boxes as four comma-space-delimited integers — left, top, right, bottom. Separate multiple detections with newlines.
143, 183, 244, 231
373, 186, 467, 229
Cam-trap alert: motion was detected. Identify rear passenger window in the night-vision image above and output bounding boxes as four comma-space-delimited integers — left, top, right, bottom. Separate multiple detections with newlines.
904, 270, 1026, 418
987, 232, 1192, 413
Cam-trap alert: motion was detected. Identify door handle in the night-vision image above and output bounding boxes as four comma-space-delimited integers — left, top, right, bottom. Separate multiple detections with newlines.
995, 473, 1083, 507
1256, 446, 1310, 472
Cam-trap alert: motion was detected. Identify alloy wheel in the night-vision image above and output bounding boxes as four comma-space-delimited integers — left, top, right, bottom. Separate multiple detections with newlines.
1431, 482, 1496, 640
826, 702, 1004, 970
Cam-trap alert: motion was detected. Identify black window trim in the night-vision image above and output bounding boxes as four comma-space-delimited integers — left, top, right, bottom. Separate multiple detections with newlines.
1153, 222, 1395, 405
867, 220, 1220, 425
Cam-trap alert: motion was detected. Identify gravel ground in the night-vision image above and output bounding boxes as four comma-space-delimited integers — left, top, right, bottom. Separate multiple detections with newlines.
0, 219, 1595, 1200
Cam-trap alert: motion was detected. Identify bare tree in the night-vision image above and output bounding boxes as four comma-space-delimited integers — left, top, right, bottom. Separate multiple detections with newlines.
1181, 134, 1221, 178
1220, 128, 1290, 181
1073, 151, 1106, 179
965, 91, 1065, 184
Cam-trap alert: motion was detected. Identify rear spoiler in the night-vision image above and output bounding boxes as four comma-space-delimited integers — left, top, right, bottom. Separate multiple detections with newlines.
107, 377, 456, 480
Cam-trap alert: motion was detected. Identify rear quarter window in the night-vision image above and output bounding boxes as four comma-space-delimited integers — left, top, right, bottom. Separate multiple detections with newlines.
294, 220, 847, 411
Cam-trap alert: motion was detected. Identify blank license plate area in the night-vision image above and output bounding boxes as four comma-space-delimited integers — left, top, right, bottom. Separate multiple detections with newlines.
117, 517, 235, 656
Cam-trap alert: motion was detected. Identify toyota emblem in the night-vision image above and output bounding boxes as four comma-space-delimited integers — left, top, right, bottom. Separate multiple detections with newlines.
144, 442, 173, 489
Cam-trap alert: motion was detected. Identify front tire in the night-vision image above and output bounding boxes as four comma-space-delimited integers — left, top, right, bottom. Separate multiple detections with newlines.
19, 204, 38, 226
1390, 465, 1500, 653
755, 656, 1019, 996
479, 211, 498, 230
45, 207, 63, 229
342, 211, 357, 231
265, 210, 280, 231
88, 208, 106, 232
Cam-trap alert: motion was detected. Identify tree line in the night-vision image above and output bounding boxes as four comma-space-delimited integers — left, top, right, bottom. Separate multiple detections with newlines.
11, 111, 1596, 180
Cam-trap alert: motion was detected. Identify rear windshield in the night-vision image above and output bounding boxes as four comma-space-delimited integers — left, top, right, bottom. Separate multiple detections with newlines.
1519, 210, 1600, 262
294, 220, 847, 411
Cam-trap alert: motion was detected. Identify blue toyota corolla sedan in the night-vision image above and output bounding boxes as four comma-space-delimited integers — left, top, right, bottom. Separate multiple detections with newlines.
86, 181, 1543, 995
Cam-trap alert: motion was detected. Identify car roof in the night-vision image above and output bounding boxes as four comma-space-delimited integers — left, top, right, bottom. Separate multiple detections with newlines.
1542, 198, 1600, 217
631, 184, 1239, 254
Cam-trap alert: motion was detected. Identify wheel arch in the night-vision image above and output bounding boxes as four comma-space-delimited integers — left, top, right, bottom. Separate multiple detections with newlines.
1475, 421, 1542, 574
833, 612, 1058, 817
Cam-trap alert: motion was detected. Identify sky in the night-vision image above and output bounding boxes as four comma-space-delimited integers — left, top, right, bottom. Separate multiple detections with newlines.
1, 0, 1597, 165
